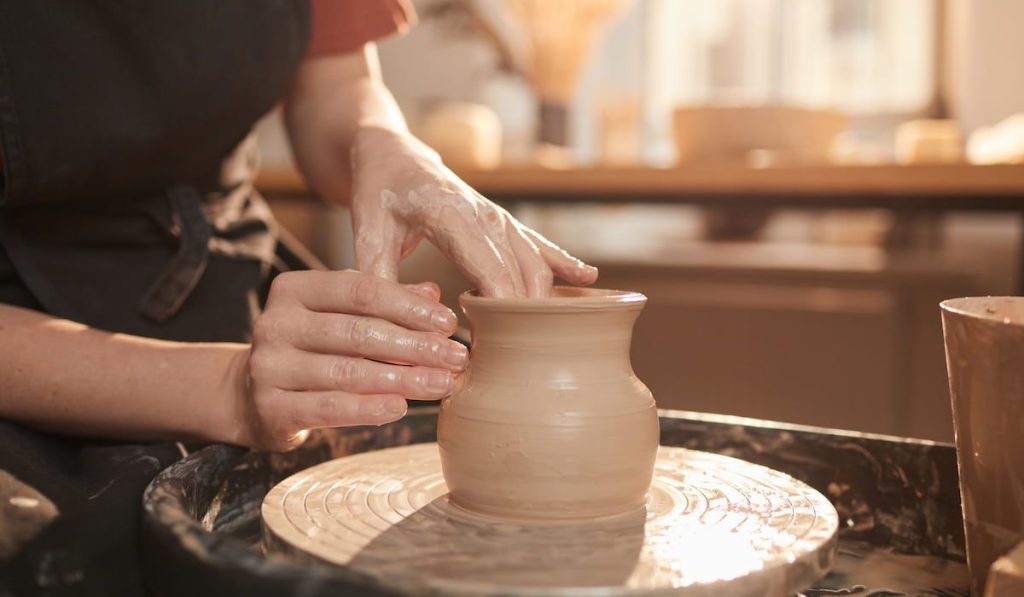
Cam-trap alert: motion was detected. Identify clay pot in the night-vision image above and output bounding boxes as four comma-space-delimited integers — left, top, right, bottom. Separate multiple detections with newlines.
437, 287, 659, 520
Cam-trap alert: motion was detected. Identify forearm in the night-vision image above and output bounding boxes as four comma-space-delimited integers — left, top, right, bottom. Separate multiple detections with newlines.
0, 304, 248, 445
284, 44, 411, 205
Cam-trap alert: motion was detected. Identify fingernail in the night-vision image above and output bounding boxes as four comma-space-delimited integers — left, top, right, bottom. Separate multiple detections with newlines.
442, 343, 469, 369
384, 398, 407, 415
579, 264, 598, 278
432, 309, 457, 332
425, 371, 452, 393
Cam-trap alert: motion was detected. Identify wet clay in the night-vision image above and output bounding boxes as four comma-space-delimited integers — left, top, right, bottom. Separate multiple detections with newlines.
941, 297, 1024, 596
437, 287, 659, 519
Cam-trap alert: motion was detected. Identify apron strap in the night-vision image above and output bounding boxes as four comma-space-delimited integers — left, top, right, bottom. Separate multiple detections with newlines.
139, 186, 211, 323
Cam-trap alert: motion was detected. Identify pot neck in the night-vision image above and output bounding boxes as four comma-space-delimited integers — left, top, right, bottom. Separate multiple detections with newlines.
464, 307, 642, 380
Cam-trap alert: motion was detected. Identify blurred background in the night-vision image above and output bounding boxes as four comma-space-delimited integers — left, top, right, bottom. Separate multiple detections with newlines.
256, 0, 1024, 442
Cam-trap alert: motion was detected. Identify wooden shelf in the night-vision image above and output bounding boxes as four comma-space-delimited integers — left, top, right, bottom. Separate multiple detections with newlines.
257, 164, 1024, 210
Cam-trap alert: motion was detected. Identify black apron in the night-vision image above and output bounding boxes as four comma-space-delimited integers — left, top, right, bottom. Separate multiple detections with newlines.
0, 2, 314, 594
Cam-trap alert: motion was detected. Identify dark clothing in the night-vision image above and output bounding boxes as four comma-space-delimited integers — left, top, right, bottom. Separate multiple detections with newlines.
0, 1, 309, 207
0, 0, 310, 332
0, 1, 310, 595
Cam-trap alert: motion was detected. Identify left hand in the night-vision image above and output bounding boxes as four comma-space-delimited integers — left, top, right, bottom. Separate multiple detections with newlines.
347, 126, 598, 297
237, 271, 465, 451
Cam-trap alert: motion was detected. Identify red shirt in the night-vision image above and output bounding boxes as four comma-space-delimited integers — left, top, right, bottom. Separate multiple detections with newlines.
306, 0, 416, 57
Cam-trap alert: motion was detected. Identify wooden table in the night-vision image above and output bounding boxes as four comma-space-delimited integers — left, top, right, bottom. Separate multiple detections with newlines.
257, 163, 1024, 288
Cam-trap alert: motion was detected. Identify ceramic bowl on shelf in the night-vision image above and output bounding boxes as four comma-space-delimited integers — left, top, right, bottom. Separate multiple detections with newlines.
672, 105, 847, 165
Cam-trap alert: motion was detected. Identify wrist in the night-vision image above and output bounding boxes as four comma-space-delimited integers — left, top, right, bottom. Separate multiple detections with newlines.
195, 343, 254, 447
354, 125, 444, 169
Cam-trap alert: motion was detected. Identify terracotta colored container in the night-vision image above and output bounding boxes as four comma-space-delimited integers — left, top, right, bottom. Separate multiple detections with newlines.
438, 287, 659, 520
941, 297, 1024, 596
672, 105, 846, 165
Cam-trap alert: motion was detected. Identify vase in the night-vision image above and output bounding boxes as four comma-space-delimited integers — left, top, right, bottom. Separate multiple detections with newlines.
437, 287, 659, 520
941, 297, 1024, 595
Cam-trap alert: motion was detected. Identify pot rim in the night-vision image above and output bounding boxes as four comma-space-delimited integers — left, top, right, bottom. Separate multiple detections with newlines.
460, 286, 646, 311
940, 296, 1024, 328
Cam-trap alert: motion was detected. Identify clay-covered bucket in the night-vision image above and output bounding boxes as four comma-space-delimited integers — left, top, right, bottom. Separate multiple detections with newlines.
941, 297, 1024, 595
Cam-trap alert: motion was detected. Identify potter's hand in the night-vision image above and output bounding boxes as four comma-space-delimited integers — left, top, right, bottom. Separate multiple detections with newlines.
284, 46, 596, 297
240, 271, 466, 451
350, 126, 598, 297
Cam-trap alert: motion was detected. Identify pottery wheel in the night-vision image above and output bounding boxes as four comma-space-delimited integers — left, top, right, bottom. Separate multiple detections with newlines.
262, 443, 838, 596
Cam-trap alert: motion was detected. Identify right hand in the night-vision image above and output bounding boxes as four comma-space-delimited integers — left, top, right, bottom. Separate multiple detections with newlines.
235, 270, 467, 451
348, 126, 599, 298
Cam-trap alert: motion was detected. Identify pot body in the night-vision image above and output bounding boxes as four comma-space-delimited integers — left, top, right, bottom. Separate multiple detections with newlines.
438, 288, 659, 520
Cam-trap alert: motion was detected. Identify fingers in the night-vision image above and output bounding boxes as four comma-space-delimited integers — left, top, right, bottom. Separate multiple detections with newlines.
425, 204, 520, 298
423, 200, 592, 297
248, 270, 461, 451
520, 227, 599, 286
354, 192, 404, 282
289, 391, 409, 431
267, 270, 458, 336
477, 208, 527, 296
245, 384, 411, 451
274, 310, 469, 371
505, 222, 554, 298
489, 239, 525, 296
250, 389, 408, 451
258, 351, 454, 399
358, 245, 401, 282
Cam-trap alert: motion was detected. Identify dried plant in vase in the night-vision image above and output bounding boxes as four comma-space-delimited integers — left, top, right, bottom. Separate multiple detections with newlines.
504, 0, 635, 146
426, 0, 633, 150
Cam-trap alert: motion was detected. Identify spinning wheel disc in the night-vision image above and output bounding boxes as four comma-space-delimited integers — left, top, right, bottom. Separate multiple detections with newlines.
262, 443, 837, 596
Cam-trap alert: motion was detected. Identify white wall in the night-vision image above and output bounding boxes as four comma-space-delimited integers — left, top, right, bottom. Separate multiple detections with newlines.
947, 0, 1024, 132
